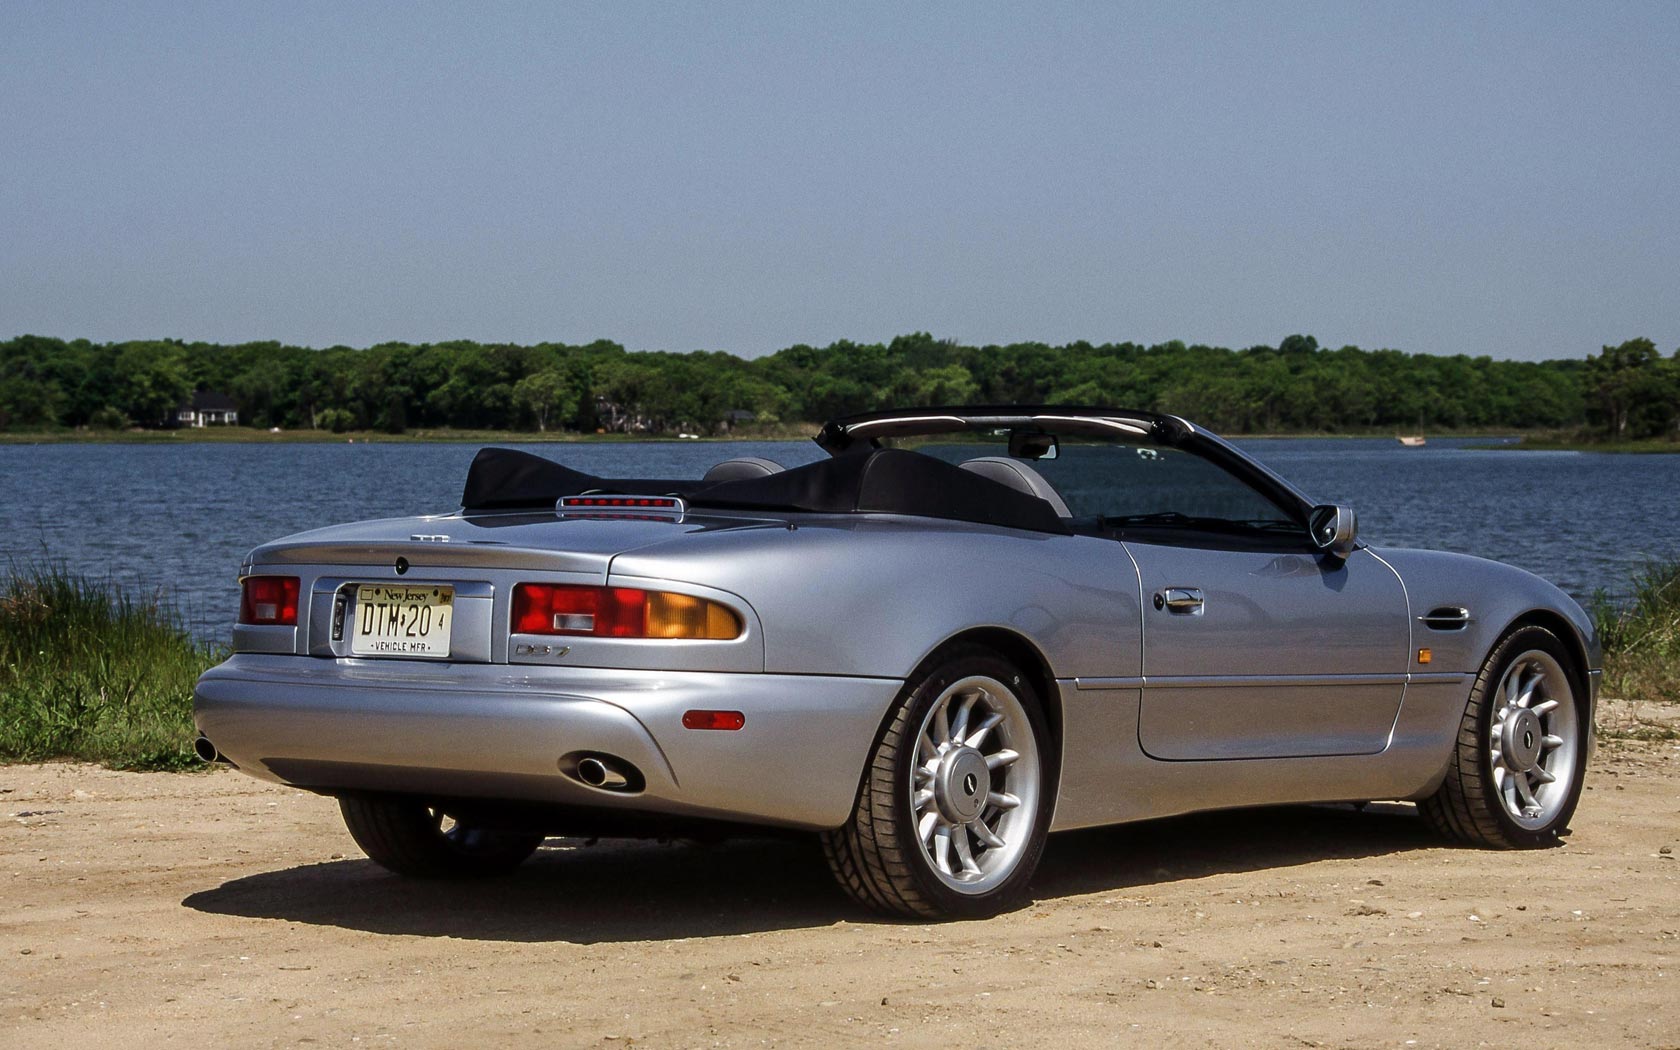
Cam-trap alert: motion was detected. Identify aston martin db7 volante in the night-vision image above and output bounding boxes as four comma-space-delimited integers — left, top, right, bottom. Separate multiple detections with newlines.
194, 406, 1598, 918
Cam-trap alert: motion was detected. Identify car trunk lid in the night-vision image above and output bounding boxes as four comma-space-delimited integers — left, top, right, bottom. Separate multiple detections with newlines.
244, 509, 788, 577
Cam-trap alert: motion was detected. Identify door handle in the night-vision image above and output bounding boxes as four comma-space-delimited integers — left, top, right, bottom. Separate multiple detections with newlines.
1155, 587, 1205, 615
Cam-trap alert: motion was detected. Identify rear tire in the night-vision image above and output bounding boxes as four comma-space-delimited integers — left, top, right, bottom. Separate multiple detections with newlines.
821, 645, 1055, 919
338, 796, 544, 878
1420, 625, 1588, 849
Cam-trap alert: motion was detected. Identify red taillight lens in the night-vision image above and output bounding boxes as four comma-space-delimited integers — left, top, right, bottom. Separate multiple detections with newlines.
512, 584, 646, 637
511, 584, 742, 640
240, 576, 300, 626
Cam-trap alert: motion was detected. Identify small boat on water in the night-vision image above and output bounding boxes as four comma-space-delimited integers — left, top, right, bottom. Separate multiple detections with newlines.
1397, 435, 1426, 447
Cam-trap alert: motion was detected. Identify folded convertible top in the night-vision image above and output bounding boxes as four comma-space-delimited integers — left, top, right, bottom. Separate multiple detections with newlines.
460, 447, 1070, 535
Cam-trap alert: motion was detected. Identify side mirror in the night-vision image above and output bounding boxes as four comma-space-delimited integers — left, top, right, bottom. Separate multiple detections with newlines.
1309, 504, 1358, 560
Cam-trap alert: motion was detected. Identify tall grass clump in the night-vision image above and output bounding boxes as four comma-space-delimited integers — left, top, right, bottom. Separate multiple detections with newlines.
1593, 558, 1680, 705
0, 565, 222, 770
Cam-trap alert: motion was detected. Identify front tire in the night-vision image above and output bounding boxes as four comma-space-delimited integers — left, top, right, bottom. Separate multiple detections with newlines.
1420, 625, 1589, 848
338, 796, 544, 878
821, 645, 1055, 919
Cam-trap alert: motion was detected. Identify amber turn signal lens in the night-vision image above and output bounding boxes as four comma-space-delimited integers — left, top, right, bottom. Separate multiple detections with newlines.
1417, 648, 1432, 665
644, 590, 741, 639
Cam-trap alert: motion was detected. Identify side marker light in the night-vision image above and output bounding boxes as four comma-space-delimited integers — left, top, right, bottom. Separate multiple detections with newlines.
682, 710, 746, 731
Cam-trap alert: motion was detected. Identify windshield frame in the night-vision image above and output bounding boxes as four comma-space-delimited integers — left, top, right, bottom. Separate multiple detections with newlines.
816, 405, 1317, 530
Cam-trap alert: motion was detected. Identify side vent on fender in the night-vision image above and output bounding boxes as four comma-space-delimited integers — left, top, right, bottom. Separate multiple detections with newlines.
1420, 606, 1472, 631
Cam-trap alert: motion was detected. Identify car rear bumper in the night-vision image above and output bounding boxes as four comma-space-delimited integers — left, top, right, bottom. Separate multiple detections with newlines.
193, 654, 903, 830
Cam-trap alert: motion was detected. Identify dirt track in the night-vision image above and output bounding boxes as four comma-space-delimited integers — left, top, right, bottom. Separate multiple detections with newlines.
4, 704, 1678, 1049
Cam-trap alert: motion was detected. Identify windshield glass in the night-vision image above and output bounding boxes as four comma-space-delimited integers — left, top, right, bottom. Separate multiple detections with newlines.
880, 429, 1299, 533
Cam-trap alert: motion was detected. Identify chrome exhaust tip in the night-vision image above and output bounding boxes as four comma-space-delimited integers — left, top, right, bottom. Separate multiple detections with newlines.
575, 756, 629, 790
566, 753, 639, 792
193, 735, 221, 763
575, 757, 608, 785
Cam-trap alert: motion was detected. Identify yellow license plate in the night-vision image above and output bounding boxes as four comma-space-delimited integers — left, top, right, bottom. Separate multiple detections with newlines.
350, 584, 453, 658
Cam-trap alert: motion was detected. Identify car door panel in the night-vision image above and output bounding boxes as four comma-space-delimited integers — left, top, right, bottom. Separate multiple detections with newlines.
1126, 542, 1411, 760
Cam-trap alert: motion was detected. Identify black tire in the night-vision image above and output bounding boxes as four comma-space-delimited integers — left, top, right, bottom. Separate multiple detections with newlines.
1420, 625, 1589, 849
820, 644, 1056, 919
338, 796, 544, 878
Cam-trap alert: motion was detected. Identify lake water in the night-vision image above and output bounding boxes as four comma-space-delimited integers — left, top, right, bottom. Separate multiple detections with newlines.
3, 437, 1677, 643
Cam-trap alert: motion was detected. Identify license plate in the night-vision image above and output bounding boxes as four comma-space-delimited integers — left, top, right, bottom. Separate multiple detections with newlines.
350, 584, 453, 658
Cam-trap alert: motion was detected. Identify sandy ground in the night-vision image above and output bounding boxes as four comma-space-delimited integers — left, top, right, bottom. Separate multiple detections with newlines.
3, 703, 1677, 1049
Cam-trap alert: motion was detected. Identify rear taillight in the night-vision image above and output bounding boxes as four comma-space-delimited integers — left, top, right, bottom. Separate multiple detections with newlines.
512, 584, 742, 640
240, 576, 300, 626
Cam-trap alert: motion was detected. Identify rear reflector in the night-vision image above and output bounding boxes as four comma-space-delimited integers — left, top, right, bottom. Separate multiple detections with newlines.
682, 710, 746, 731
240, 576, 300, 626
512, 584, 742, 640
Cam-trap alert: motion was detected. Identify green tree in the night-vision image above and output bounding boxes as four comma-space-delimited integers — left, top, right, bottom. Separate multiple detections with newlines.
513, 368, 585, 432
0, 331, 1661, 441
0, 336, 67, 427
112, 342, 192, 426
1586, 338, 1662, 438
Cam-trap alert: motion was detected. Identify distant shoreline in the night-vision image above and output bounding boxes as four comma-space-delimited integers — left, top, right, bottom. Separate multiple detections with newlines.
1481, 436, 1680, 454
0, 427, 807, 445
0, 425, 1544, 445
3, 426, 1675, 452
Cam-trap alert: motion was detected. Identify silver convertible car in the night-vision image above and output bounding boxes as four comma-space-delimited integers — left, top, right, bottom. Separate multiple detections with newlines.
194, 406, 1599, 918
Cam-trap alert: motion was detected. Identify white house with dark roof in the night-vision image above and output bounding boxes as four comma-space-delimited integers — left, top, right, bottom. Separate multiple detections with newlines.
175, 391, 240, 427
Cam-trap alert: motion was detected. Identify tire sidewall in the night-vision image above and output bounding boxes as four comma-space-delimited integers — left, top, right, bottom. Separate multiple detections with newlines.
1474, 626, 1589, 847
340, 795, 541, 878
440, 814, 545, 870
891, 650, 1056, 917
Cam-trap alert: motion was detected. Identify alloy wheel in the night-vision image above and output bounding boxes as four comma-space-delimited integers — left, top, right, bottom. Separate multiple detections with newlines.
909, 675, 1042, 894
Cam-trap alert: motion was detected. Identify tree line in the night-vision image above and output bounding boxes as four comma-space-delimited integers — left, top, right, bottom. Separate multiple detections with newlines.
1, 332, 1675, 439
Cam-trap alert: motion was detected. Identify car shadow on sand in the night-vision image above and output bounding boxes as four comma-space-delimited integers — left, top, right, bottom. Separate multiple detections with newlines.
182, 802, 1438, 943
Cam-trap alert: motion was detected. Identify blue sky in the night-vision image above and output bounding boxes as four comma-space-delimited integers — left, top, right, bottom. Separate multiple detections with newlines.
3, 2, 1676, 360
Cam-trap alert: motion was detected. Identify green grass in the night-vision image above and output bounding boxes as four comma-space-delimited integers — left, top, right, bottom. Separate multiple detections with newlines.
1594, 559, 1680, 706
0, 565, 223, 770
